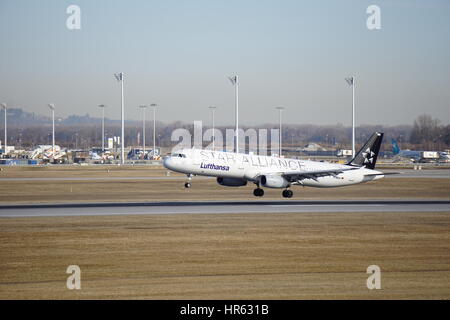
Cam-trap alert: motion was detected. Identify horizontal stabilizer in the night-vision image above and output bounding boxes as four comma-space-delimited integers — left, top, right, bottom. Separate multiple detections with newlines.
364, 172, 401, 177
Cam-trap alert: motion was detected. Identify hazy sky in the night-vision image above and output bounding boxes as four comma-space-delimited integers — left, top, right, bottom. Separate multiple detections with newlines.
0, 0, 449, 126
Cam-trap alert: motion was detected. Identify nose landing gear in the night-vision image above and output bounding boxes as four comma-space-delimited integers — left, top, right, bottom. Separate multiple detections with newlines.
184, 174, 192, 188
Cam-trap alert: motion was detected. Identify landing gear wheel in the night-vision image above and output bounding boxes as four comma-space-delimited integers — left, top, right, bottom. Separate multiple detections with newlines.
253, 188, 264, 197
184, 174, 192, 188
282, 189, 293, 198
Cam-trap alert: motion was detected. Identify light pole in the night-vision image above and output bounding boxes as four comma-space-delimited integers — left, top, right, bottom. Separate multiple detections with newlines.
150, 103, 158, 159
98, 104, 106, 152
209, 106, 217, 151
139, 105, 147, 156
345, 76, 355, 157
1, 103, 6, 155
275, 107, 284, 157
48, 104, 55, 159
114, 72, 125, 164
229, 75, 239, 153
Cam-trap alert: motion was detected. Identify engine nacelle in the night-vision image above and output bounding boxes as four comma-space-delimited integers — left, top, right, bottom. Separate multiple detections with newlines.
260, 175, 290, 188
217, 177, 248, 187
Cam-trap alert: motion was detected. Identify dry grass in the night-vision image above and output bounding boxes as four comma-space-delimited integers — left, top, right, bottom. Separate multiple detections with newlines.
0, 166, 449, 299
1, 165, 449, 204
0, 212, 449, 299
0, 177, 449, 204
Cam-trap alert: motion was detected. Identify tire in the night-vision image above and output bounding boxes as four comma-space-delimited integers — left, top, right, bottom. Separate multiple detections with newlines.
282, 189, 293, 198
253, 188, 264, 197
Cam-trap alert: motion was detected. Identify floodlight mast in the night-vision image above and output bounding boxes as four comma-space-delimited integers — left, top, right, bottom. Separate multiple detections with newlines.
139, 105, 147, 156
150, 104, 158, 159
229, 75, 239, 153
209, 106, 217, 151
98, 105, 106, 152
114, 73, 125, 164
48, 104, 55, 159
345, 76, 355, 157
275, 107, 285, 156
1, 103, 6, 155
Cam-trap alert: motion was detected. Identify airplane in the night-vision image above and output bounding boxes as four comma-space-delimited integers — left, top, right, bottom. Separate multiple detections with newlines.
163, 132, 391, 198
391, 139, 448, 163
391, 139, 423, 162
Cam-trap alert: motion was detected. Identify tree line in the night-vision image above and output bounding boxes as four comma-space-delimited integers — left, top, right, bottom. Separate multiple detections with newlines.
2, 111, 449, 152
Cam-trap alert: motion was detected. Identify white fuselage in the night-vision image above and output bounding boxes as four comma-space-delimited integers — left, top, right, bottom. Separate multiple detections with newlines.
163, 149, 384, 188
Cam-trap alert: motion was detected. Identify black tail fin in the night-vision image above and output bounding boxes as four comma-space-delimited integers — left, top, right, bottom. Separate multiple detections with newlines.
347, 132, 384, 169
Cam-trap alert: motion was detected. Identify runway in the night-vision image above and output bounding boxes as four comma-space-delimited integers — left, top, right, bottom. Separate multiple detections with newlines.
1, 199, 449, 217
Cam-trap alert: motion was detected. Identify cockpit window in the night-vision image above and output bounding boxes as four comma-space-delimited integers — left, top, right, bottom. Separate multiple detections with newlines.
171, 151, 187, 158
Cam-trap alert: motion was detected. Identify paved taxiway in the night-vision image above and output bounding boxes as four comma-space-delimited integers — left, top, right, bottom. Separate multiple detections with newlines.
382, 169, 450, 178
0, 176, 190, 181
0, 200, 449, 217
1, 169, 449, 181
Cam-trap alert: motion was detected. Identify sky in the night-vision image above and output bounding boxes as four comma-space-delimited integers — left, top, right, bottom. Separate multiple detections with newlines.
0, 0, 449, 126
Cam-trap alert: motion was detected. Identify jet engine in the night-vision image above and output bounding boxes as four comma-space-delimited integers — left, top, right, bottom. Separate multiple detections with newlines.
216, 177, 248, 187
260, 175, 290, 188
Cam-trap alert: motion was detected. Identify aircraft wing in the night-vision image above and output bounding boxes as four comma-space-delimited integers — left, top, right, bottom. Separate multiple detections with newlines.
281, 167, 359, 182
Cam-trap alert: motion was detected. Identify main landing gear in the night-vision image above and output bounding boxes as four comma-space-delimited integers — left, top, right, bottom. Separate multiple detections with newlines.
252, 187, 293, 198
253, 188, 264, 197
184, 174, 192, 188
282, 189, 293, 198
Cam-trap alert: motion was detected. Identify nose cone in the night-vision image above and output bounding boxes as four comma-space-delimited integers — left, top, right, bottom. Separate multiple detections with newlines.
163, 156, 173, 170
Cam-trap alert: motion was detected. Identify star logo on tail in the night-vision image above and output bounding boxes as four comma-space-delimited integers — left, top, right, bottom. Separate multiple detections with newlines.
362, 148, 375, 164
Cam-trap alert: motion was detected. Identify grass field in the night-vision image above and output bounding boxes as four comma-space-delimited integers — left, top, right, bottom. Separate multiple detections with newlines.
0, 212, 449, 299
1, 177, 450, 204
0, 165, 449, 299
0, 165, 450, 203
